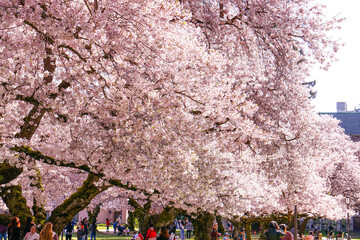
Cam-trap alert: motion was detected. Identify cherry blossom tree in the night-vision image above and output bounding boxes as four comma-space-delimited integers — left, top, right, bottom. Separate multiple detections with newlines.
0, 0, 358, 237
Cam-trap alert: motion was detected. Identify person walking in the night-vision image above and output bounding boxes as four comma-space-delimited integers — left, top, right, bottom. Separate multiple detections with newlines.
279, 224, 293, 240
24, 226, 39, 240
185, 221, 193, 239
89, 221, 97, 240
64, 222, 73, 240
8, 217, 22, 240
145, 224, 156, 240
39, 223, 58, 240
264, 221, 285, 240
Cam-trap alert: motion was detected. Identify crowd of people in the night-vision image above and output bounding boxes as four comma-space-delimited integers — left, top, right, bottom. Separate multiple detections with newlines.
129, 219, 193, 240
0, 216, 345, 240
0, 217, 58, 240
210, 220, 326, 240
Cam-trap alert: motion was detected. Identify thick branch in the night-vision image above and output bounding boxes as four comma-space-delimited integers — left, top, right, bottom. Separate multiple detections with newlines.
0, 185, 33, 227
0, 161, 23, 185
48, 174, 109, 234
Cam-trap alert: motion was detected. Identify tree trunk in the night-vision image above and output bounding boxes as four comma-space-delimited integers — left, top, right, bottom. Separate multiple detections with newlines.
245, 222, 252, 240
128, 198, 152, 237
193, 211, 215, 240
48, 174, 109, 234
216, 215, 225, 234
129, 199, 180, 237
32, 197, 47, 228
128, 211, 135, 231
299, 218, 310, 235
0, 185, 33, 227
88, 203, 101, 224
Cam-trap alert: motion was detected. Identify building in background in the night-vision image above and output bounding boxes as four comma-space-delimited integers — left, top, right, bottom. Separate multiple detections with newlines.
321, 102, 360, 142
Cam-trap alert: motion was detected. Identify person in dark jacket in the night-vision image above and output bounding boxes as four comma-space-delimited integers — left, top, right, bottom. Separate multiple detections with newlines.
64, 222, 74, 240
89, 221, 97, 240
264, 221, 285, 240
8, 217, 22, 240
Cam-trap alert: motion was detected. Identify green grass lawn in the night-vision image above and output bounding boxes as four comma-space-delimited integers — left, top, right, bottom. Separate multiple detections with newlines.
60, 227, 360, 240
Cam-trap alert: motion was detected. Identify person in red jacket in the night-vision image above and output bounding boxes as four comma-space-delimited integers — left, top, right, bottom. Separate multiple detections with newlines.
145, 224, 157, 240
105, 219, 111, 232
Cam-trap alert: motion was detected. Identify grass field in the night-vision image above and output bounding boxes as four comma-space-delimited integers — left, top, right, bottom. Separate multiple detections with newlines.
60, 226, 360, 240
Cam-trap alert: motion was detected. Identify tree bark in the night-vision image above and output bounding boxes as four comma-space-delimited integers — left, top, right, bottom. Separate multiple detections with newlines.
245, 222, 252, 240
193, 211, 214, 240
216, 215, 225, 234
0, 185, 33, 227
128, 211, 135, 231
299, 218, 310, 235
88, 203, 101, 224
48, 174, 109, 234
0, 162, 23, 184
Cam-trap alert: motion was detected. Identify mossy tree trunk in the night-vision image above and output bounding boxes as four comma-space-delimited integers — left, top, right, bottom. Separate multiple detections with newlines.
128, 199, 180, 237
129, 198, 152, 237
230, 219, 241, 239
0, 162, 23, 185
88, 203, 101, 224
32, 197, 47, 228
299, 218, 310, 235
48, 174, 109, 235
29, 167, 47, 228
0, 185, 33, 228
193, 211, 215, 240
216, 215, 225, 234
128, 211, 135, 231
245, 222, 252, 240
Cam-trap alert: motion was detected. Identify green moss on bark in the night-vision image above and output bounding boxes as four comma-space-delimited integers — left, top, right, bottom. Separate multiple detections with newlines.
216, 215, 225, 234
32, 198, 47, 228
0, 185, 33, 228
48, 174, 108, 235
0, 162, 23, 185
193, 211, 215, 240
88, 204, 101, 224
128, 211, 135, 231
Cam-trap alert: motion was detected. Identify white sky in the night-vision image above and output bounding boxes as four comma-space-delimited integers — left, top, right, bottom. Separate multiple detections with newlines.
311, 0, 360, 112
